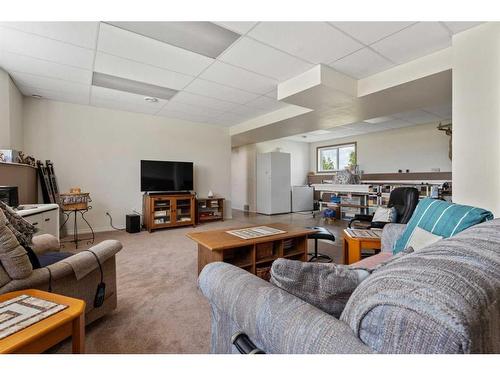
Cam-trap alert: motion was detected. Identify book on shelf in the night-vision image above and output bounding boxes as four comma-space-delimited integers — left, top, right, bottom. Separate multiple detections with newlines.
154, 210, 168, 217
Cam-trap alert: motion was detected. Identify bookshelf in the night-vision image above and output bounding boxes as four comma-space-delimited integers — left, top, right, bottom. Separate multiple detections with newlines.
196, 197, 224, 224
143, 193, 195, 232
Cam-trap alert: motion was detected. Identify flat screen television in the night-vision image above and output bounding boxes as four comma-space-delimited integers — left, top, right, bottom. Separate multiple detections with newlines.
141, 160, 193, 192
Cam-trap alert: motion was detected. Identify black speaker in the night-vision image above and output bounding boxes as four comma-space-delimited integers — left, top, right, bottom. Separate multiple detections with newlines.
126, 214, 141, 233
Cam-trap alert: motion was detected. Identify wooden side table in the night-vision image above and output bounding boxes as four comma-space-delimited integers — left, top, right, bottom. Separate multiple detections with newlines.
0, 289, 86, 354
342, 229, 381, 265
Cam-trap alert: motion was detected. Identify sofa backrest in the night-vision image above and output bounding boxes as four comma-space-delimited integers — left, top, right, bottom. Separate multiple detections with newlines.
340, 219, 500, 353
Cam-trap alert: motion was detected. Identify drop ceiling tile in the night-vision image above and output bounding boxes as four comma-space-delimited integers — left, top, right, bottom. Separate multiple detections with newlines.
91, 85, 168, 109
157, 108, 216, 124
91, 96, 161, 115
345, 122, 382, 134
19, 84, 90, 105
171, 91, 236, 111
330, 48, 394, 78
184, 78, 259, 104
393, 109, 441, 124
0, 50, 92, 84
245, 95, 288, 111
371, 22, 451, 64
265, 88, 277, 99
0, 22, 99, 49
94, 52, 193, 91
226, 104, 268, 117
422, 103, 452, 119
97, 23, 213, 77
219, 37, 313, 81
162, 100, 224, 117
442, 22, 482, 34
331, 22, 415, 45
10, 71, 90, 96
214, 22, 258, 35
199, 61, 277, 94
377, 118, 414, 129
213, 112, 248, 126
248, 22, 363, 64
0, 26, 95, 69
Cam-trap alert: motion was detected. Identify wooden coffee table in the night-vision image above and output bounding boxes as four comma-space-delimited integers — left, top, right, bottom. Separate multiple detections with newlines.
187, 223, 318, 275
0, 289, 85, 354
342, 229, 381, 265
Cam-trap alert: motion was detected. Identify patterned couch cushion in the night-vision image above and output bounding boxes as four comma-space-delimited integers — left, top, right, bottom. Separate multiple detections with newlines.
0, 209, 33, 279
270, 258, 370, 318
0, 201, 37, 249
340, 219, 500, 353
393, 198, 493, 254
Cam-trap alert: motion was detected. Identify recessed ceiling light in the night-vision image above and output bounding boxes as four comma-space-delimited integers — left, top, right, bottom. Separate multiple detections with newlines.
31, 94, 42, 99
92, 72, 178, 100
106, 22, 240, 58
144, 97, 159, 103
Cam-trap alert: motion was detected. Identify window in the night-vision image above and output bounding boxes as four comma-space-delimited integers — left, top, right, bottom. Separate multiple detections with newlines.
317, 143, 356, 173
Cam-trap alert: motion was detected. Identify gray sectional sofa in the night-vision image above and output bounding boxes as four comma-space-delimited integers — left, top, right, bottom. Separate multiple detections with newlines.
199, 220, 500, 354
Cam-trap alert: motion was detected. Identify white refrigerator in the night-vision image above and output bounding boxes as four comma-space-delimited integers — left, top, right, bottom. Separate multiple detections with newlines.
256, 152, 291, 215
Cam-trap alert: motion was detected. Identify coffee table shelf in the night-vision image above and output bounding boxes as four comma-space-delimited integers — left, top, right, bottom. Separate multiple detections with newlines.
187, 223, 318, 279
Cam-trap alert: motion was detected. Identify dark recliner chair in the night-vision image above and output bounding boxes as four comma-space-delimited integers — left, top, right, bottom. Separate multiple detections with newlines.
348, 187, 419, 229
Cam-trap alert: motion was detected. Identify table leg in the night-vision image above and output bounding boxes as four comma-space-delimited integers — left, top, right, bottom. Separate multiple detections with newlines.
72, 312, 85, 354
347, 240, 362, 265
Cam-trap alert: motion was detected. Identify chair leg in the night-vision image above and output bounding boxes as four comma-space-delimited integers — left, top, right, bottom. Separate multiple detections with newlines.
308, 238, 333, 263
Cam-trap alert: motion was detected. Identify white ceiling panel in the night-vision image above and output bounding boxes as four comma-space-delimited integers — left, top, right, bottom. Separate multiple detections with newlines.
214, 22, 258, 35
91, 85, 168, 109
331, 22, 415, 45
19, 85, 90, 105
0, 22, 99, 49
376, 118, 414, 129
213, 112, 249, 126
423, 103, 452, 119
442, 22, 482, 34
219, 37, 313, 81
94, 52, 193, 90
393, 109, 441, 124
184, 78, 259, 104
245, 95, 288, 111
157, 109, 217, 124
0, 50, 92, 84
0, 26, 95, 69
371, 22, 451, 64
330, 48, 394, 78
10, 71, 90, 96
91, 96, 161, 115
345, 122, 382, 134
199, 61, 277, 94
226, 104, 268, 117
171, 91, 236, 112
248, 22, 363, 64
162, 100, 225, 117
97, 23, 213, 77
265, 88, 277, 99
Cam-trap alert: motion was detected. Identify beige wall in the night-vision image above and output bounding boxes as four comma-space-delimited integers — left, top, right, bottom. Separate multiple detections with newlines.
452, 23, 500, 216
309, 123, 452, 174
0, 69, 23, 150
231, 139, 310, 211
22, 98, 232, 232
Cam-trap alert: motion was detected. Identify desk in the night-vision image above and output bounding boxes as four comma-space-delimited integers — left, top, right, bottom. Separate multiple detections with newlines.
342, 229, 381, 265
0, 289, 85, 354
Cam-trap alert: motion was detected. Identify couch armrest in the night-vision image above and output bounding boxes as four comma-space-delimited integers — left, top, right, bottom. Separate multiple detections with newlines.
199, 262, 372, 354
381, 223, 407, 253
31, 234, 60, 255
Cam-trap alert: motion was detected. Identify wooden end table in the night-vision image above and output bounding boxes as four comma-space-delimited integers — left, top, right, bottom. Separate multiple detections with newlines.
0, 289, 86, 354
342, 229, 381, 265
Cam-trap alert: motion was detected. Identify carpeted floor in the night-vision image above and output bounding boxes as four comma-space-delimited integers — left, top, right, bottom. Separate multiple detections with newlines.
53, 210, 346, 353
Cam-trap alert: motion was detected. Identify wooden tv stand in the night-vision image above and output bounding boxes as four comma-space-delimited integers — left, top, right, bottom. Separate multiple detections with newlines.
143, 193, 195, 232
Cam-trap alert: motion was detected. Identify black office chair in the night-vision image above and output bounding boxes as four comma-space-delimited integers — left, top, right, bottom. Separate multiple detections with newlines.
307, 226, 335, 263
348, 187, 419, 229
